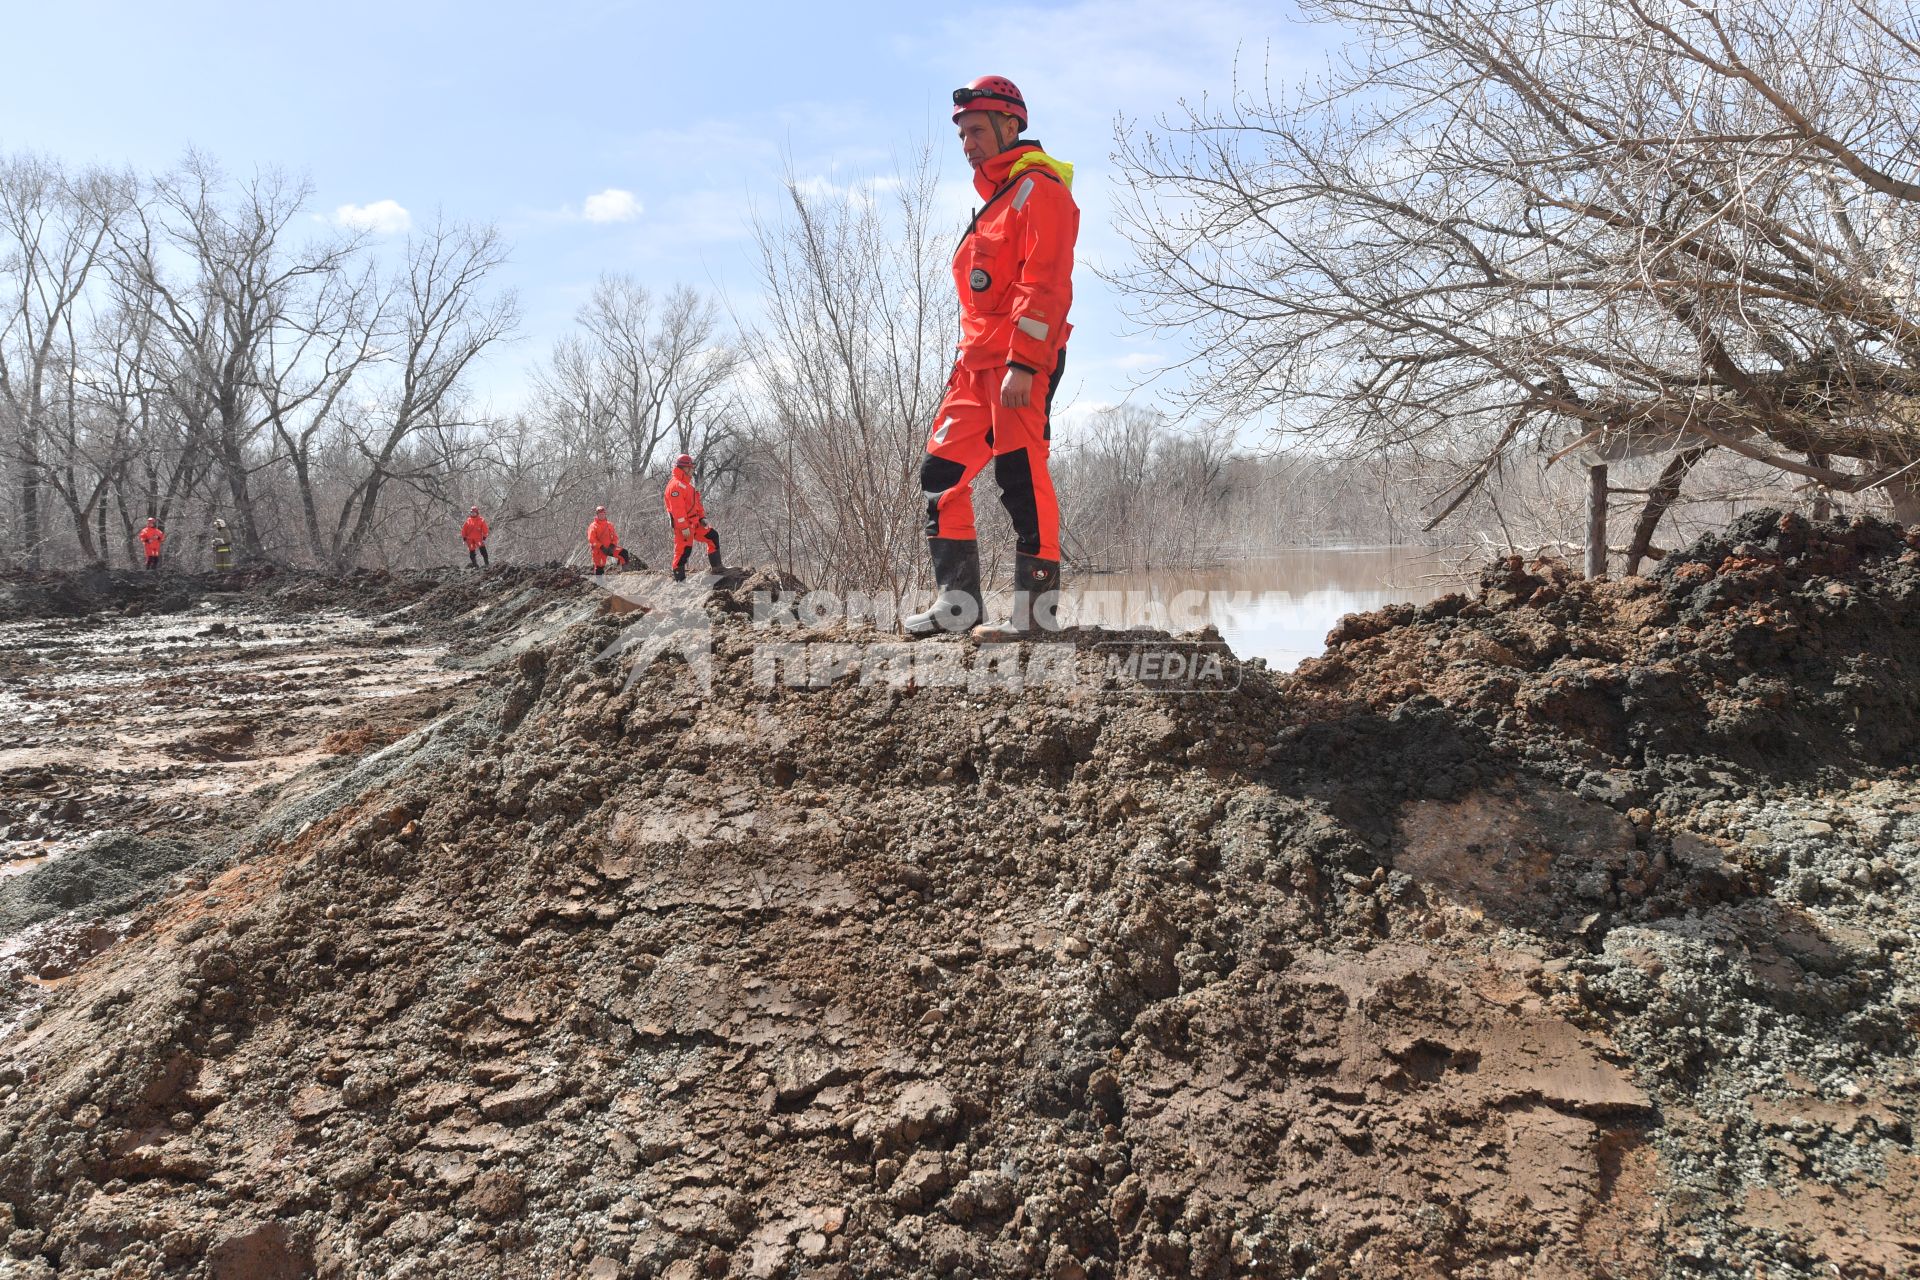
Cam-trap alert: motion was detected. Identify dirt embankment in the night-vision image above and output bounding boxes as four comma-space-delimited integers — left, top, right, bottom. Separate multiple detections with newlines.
1304, 509, 1920, 785
0, 520, 1915, 1279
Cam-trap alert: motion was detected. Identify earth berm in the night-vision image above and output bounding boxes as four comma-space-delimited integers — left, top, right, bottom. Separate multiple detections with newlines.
1, 511, 1916, 1279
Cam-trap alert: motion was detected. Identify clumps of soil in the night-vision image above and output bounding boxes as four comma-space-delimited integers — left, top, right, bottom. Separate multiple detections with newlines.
317, 724, 408, 758
0, 525, 1916, 1279
160, 723, 259, 763
1300, 508, 1920, 785
261, 566, 589, 644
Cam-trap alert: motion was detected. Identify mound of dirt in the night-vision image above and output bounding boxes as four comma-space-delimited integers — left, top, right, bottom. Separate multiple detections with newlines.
0, 530, 1915, 1279
254, 566, 589, 641
1300, 508, 1920, 785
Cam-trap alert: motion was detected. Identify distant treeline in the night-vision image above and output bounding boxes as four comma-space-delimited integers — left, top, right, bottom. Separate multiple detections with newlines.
0, 146, 1823, 589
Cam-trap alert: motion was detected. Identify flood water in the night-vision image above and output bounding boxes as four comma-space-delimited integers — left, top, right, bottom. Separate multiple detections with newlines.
1076, 545, 1458, 670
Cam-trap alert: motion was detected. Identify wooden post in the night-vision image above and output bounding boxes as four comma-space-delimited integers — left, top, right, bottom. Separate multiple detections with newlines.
1585, 463, 1608, 579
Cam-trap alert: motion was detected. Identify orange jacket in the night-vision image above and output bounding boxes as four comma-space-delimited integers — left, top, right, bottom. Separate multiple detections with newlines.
137, 525, 165, 553
953, 142, 1078, 376
461, 515, 490, 549
664, 468, 708, 536
587, 516, 620, 551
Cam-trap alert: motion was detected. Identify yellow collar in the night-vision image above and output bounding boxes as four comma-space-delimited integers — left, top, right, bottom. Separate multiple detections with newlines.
1009, 149, 1073, 191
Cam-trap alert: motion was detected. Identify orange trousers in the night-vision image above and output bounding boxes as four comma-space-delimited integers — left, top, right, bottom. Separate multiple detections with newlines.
919, 359, 1064, 560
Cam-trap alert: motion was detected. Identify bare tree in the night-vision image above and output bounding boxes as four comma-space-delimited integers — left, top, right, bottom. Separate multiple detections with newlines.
1057, 405, 1161, 567
0, 154, 129, 566
536, 276, 740, 481
279, 218, 515, 570
41, 297, 148, 566
107, 153, 367, 561
1113, 0, 1920, 545
260, 250, 380, 568
1057, 407, 1247, 568
746, 147, 957, 598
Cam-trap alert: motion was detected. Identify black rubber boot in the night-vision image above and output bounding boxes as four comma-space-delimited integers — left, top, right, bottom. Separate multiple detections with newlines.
904, 538, 984, 636
974, 554, 1062, 642
480, 546, 489, 567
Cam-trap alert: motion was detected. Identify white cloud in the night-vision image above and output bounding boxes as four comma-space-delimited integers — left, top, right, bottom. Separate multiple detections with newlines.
583, 188, 644, 223
334, 199, 412, 235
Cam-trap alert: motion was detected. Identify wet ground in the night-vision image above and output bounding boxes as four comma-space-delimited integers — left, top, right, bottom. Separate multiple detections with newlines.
0, 607, 468, 885
0, 566, 599, 1044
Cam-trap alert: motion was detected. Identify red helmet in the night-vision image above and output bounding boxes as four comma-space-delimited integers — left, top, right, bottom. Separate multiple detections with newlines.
469, 505, 480, 515
674, 453, 694, 470
595, 506, 607, 515
952, 75, 1027, 129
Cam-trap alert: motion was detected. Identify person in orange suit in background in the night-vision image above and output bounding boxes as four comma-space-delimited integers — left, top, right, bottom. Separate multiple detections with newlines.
664, 453, 724, 582
461, 505, 491, 568
137, 517, 166, 571
586, 506, 630, 576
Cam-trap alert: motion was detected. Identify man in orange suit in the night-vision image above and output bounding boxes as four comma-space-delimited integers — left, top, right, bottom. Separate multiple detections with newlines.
664, 453, 724, 583
137, 517, 166, 571
906, 74, 1078, 640
461, 506, 490, 568
587, 506, 630, 576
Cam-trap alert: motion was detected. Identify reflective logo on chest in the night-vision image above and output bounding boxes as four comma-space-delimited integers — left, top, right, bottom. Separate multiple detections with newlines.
969, 268, 991, 292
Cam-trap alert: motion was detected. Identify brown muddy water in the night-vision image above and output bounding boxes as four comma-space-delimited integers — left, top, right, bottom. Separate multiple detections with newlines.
1076, 545, 1455, 669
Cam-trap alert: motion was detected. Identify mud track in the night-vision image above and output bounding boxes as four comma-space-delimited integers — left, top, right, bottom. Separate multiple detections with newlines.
0, 519, 1915, 1279
0, 567, 594, 1007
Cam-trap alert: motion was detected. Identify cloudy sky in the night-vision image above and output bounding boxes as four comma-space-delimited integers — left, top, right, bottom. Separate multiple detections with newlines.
4, 0, 1333, 427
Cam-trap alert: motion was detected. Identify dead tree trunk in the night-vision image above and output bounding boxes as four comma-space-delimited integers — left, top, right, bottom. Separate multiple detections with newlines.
1891, 471, 1920, 526
1808, 452, 1832, 522
1585, 463, 1608, 580
1625, 447, 1708, 576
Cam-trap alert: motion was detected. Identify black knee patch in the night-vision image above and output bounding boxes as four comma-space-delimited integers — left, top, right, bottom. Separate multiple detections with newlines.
921, 455, 967, 536
704, 529, 720, 555
995, 449, 1043, 557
